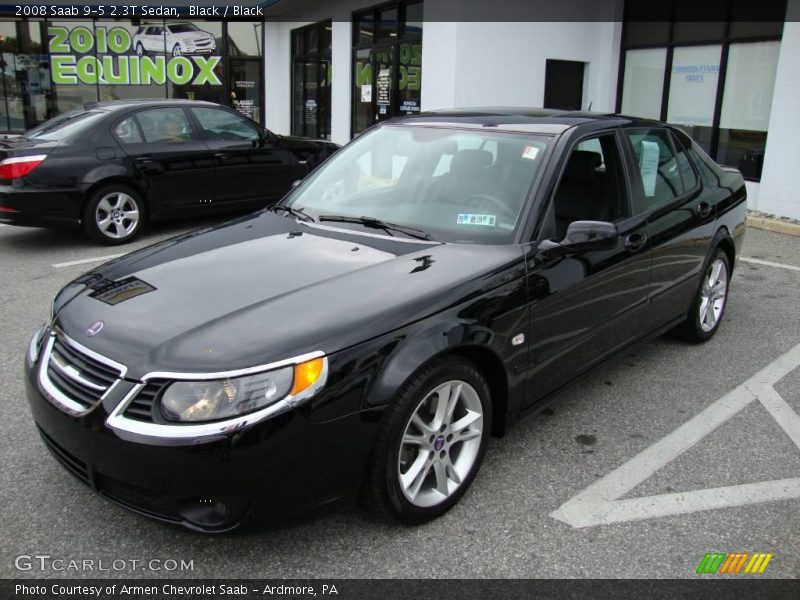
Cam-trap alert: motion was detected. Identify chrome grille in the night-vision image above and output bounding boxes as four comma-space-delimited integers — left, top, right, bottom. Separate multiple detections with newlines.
39, 332, 125, 414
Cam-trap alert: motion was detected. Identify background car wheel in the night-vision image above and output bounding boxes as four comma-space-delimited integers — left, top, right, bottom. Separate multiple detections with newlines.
135, 42, 144, 56
674, 247, 731, 343
83, 185, 146, 245
364, 355, 492, 524
172, 43, 182, 57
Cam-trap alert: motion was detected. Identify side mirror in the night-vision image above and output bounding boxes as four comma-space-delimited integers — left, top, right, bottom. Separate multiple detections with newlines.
538, 220, 619, 258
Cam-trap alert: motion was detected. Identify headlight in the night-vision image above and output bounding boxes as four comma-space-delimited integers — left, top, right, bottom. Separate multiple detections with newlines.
160, 357, 326, 423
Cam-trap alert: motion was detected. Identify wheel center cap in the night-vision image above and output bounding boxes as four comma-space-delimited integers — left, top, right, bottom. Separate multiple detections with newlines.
433, 436, 445, 451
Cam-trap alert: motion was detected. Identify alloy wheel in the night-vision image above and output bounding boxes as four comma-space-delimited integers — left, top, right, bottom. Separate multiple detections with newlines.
397, 380, 484, 508
699, 258, 728, 332
95, 192, 140, 240
172, 44, 182, 57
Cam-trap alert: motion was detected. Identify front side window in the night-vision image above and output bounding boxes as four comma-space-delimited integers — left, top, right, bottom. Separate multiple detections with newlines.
134, 108, 194, 143
548, 134, 630, 240
191, 107, 260, 142
286, 125, 549, 244
624, 128, 686, 209
168, 24, 198, 34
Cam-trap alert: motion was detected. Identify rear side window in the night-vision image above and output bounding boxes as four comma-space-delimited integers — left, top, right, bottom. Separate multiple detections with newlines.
113, 116, 143, 144
134, 108, 194, 143
624, 128, 685, 209
670, 131, 698, 190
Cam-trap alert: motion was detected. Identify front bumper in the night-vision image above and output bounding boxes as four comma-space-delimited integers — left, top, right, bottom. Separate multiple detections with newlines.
0, 184, 85, 228
25, 334, 380, 532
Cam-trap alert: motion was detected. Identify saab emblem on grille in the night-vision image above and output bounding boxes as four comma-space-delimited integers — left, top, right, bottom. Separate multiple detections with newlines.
86, 321, 104, 336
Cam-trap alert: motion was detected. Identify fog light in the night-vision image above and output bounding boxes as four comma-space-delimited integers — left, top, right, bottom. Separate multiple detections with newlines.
177, 496, 248, 531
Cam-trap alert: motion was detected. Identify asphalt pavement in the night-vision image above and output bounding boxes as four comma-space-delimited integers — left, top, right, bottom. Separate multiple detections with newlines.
0, 218, 798, 579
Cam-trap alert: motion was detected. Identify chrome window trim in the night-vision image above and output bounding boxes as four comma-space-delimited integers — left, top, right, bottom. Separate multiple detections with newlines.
38, 335, 121, 416
106, 353, 329, 439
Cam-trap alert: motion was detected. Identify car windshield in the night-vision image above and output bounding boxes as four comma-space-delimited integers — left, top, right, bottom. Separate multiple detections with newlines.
23, 109, 107, 141
169, 24, 198, 33
286, 125, 550, 244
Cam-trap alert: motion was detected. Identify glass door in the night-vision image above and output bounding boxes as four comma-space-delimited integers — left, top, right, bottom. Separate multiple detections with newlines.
229, 59, 261, 124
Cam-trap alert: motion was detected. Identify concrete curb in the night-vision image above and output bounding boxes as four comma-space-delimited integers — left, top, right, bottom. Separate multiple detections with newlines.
746, 215, 800, 237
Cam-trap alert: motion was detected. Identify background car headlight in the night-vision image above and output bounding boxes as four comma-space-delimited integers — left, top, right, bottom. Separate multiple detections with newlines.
161, 366, 294, 422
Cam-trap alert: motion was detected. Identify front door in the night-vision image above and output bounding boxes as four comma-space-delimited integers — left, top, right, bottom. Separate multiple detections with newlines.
115, 107, 216, 211
523, 131, 651, 406
188, 106, 304, 206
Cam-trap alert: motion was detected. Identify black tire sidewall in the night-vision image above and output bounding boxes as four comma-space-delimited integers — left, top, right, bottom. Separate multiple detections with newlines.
83, 185, 145, 245
379, 358, 492, 523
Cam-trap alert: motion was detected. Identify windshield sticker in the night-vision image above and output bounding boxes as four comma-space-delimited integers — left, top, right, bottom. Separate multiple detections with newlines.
457, 214, 496, 226
521, 146, 540, 160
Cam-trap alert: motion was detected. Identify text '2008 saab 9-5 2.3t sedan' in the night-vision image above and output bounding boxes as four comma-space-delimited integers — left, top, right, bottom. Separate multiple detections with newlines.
25, 108, 746, 532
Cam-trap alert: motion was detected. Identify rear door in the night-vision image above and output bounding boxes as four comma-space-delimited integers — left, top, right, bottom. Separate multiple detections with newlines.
523, 130, 651, 405
114, 107, 216, 212
188, 106, 305, 206
620, 127, 715, 326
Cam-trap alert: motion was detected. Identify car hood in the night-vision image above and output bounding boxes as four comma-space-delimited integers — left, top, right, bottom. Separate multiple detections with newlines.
53, 211, 522, 379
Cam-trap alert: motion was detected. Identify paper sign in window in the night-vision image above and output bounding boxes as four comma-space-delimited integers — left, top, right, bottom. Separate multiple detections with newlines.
639, 140, 660, 197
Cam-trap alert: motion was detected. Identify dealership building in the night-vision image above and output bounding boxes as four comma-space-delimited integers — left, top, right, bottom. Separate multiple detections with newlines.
1, 0, 798, 219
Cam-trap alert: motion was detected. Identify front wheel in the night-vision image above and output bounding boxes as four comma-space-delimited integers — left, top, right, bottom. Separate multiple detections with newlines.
365, 356, 492, 524
135, 42, 144, 56
172, 43, 183, 58
82, 185, 146, 245
674, 248, 730, 342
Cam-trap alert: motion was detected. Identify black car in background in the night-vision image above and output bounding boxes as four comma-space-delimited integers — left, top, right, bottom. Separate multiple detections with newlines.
26, 109, 746, 531
0, 100, 339, 244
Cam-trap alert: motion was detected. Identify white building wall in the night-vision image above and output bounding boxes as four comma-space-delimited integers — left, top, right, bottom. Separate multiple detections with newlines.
757, 0, 800, 220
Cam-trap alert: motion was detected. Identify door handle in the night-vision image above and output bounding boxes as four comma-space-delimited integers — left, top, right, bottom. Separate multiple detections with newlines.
134, 155, 153, 164
214, 152, 229, 159
696, 201, 712, 219
624, 232, 648, 252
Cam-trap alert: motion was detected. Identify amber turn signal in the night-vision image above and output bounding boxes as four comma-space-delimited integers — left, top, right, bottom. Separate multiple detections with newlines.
291, 357, 325, 396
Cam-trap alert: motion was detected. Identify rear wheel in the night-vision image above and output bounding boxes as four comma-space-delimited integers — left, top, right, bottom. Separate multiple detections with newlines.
82, 185, 145, 245
365, 356, 492, 524
674, 248, 730, 343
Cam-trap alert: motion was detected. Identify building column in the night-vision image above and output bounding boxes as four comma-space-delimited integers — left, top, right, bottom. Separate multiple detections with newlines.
330, 20, 352, 145
757, 0, 800, 220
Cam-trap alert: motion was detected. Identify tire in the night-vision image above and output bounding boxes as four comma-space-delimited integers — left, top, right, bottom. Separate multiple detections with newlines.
674, 247, 731, 343
172, 43, 182, 58
364, 355, 492, 524
135, 42, 144, 57
82, 185, 146, 245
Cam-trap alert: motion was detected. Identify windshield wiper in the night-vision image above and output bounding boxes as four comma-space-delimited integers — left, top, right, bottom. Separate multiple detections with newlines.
269, 204, 315, 222
318, 215, 434, 241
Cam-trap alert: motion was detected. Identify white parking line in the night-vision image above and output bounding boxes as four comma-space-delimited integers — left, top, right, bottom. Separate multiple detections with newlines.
52, 254, 124, 269
741, 256, 800, 272
550, 341, 800, 528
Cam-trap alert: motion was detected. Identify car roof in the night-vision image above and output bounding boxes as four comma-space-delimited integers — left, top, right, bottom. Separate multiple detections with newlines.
388, 107, 662, 135
84, 99, 220, 112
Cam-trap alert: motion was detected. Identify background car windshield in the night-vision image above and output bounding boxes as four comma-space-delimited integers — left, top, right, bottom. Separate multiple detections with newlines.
287, 125, 549, 244
23, 109, 106, 141
169, 24, 198, 33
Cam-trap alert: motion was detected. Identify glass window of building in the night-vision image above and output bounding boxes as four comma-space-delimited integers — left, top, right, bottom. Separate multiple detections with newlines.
292, 21, 332, 140
666, 45, 722, 152
618, 0, 786, 181
620, 48, 666, 120
0, 19, 263, 134
718, 41, 780, 179
351, 1, 423, 136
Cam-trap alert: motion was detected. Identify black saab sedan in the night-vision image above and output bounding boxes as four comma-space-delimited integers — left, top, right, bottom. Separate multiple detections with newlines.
25, 108, 746, 531
0, 100, 338, 244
